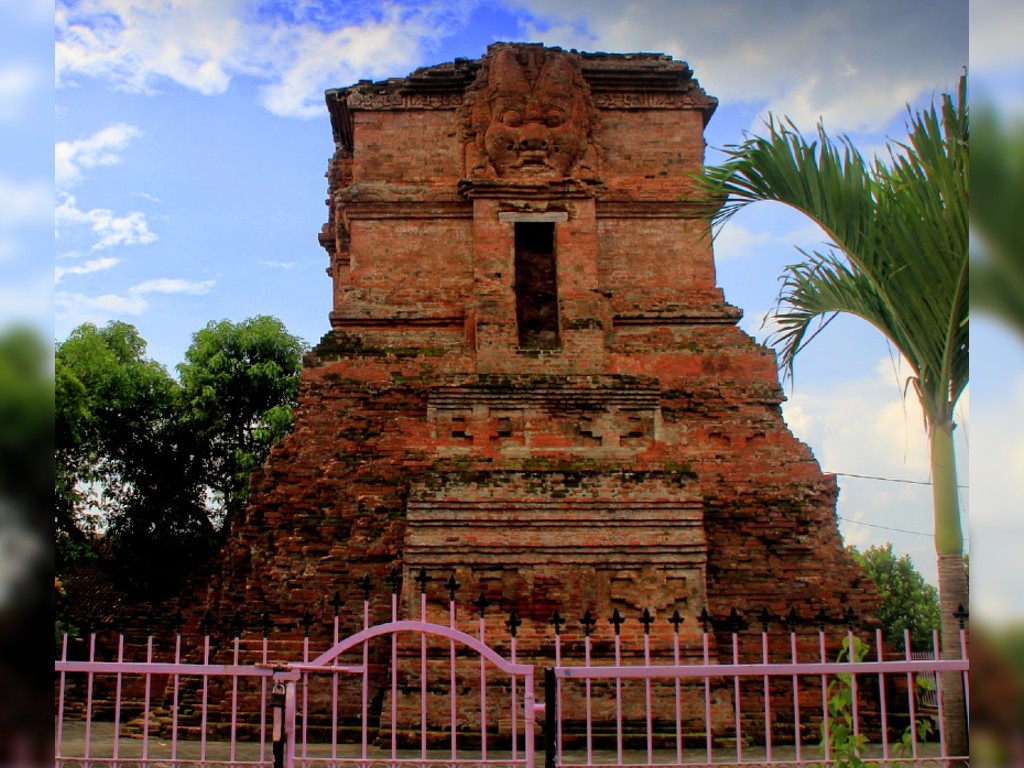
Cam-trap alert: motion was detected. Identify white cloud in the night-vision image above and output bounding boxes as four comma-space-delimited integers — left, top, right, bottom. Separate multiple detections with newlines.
511, 0, 967, 134
131, 277, 215, 295
56, 290, 149, 316
258, 260, 296, 269
56, 0, 467, 119
54, 256, 119, 283
55, 276, 216, 322
55, 194, 156, 250
712, 223, 772, 261
55, 122, 141, 190
778, 354, 969, 587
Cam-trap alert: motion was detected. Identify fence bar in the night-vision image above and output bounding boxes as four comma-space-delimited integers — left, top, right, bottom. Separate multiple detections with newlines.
301, 633, 310, 762
904, 629, 920, 760
171, 631, 180, 761
702, 629, 712, 762
732, 631, 742, 764
523, 669, 537, 768
142, 633, 153, 762
584, 631, 593, 765
285, 677, 298, 768
332, 612, 339, 762
554, 624, 563, 765
261, 633, 269, 764
511, 633, 519, 760
643, 630, 653, 764
818, 628, 830, 763
391, 588, 398, 763
201, 633, 210, 764
84, 631, 95, 762
56, 633, 67, 756
761, 628, 772, 762
112, 631, 123, 764
230, 634, 240, 764
875, 628, 890, 760
449, 596, 457, 760
960, 625, 970, 724
848, 628, 861, 754
790, 630, 802, 763
479, 610, 488, 762
613, 628, 623, 766
420, 587, 428, 760
672, 625, 682, 764
361, 597, 369, 762
933, 628, 948, 758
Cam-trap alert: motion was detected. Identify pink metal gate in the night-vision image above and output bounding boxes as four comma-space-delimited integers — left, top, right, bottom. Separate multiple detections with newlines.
55, 574, 969, 768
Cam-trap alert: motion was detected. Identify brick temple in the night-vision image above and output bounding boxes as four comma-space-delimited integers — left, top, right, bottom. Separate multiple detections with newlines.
202, 42, 873, 692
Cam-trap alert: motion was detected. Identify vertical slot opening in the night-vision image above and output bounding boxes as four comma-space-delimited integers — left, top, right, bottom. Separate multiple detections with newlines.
514, 222, 559, 349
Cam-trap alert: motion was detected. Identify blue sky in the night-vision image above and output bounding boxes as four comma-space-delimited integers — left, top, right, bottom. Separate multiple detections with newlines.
4, 0, 1020, 619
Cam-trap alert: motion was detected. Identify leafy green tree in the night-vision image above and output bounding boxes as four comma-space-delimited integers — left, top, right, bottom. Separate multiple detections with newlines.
55, 316, 304, 598
178, 315, 304, 527
848, 543, 940, 652
699, 77, 968, 754
56, 321, 212, 595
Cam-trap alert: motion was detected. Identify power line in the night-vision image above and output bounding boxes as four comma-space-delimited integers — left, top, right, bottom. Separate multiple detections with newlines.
829, 471, 969, 490
837, 515, 970, 543
837, 515, 934, 538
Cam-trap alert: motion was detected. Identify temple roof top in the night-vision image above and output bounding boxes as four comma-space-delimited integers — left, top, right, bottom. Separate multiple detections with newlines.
325, 43, 717, 149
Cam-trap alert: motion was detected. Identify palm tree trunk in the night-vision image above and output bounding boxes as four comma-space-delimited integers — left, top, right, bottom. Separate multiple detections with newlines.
930, 422, 968, 761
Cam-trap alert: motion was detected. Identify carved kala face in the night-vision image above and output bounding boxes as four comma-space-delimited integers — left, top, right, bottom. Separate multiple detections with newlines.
481, 50, 590, 177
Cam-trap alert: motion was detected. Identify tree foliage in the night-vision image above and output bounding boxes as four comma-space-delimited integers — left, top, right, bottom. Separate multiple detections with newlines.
55, 316, 304, 598
848, 543, 940, 652
178, 316, 304, 523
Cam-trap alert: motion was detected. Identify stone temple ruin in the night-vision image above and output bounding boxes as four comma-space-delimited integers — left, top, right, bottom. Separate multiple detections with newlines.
196, 42, 875, 741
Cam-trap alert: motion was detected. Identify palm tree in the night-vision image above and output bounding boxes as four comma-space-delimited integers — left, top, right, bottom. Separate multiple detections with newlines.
698, 77, 968, 756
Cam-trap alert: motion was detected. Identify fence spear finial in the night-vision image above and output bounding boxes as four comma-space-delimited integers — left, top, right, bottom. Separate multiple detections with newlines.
698, 607, 712, 633
669, 609, 685, 633
953, 604, 969, 629
505, 610, 522, 638
473, 592, 491, 617
445, 573, 461, 602
357, 573, 373, 601
299, 608, 315, 637
639, 608, 655, 635
609, 608, 626, 636
548, 609, 565, 636
580, 609, 596, 637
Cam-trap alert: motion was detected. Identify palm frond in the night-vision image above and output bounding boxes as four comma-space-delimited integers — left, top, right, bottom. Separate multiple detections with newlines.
698, 77, 968, 428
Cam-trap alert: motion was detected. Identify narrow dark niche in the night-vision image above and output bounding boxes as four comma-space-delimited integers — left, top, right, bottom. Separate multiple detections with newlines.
514, 222, 559, 349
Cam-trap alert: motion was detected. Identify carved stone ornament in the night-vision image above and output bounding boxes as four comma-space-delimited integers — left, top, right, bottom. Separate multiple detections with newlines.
462, 46, 596, 179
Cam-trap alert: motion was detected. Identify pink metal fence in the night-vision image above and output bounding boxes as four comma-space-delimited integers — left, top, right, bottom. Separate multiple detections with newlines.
55, 578, 969, 768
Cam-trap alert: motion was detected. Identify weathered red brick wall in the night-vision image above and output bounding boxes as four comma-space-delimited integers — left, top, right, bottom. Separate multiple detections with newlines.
187, 43, 876, 744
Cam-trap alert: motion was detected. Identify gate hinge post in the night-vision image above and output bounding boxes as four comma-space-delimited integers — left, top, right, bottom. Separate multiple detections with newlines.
544, 667, 558, 768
